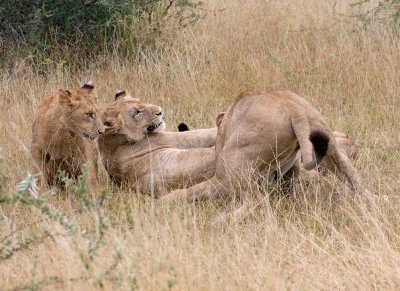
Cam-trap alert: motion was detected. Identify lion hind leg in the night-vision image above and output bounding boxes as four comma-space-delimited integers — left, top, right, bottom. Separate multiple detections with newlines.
325, 143, 362, 190
280, 158, 301, 194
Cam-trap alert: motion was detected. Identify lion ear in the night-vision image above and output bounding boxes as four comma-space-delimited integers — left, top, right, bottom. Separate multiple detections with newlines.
58, 89, 77, 106
80, 82, 95, 93
115, 90, 127, 100
102, 113, 124, 132
216, 112, 226, 127
178, 123, 190, 132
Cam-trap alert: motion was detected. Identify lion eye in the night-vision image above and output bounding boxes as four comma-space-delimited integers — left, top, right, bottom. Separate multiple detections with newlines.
134, 110, 143, 117
85, 112, 94, 119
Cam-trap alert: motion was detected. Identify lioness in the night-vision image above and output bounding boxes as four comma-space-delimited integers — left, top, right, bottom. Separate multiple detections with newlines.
162, 90, 362, 203
31, 83, 105, 189
98, 90, 217, 196
178, 122, 358, 190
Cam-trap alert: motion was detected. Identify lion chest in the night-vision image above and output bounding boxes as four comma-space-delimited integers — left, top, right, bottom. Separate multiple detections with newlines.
42, 137, 93, 178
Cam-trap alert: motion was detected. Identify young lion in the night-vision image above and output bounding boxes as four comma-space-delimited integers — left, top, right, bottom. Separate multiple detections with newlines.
98, 90, 217, 196
162, 90, 362, 204
31, 83, 105, 189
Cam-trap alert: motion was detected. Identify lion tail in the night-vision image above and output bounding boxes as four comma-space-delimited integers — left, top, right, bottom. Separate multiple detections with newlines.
309, 130, 330, 163
291, 114, 330, 170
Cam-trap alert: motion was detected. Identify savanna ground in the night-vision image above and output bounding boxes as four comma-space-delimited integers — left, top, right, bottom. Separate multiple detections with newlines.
1, 0, 400, 289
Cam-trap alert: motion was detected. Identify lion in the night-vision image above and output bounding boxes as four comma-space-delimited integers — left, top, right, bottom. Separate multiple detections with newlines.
178, 122, 358, 193
161, 90, 362, 204
98, 90, 217, 196
31, 83, 105, 190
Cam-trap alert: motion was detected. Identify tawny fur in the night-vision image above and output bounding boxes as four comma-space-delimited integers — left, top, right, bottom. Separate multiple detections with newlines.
285, 130, 359, 187
318, 131, 358, 173
161, 91, 361, 205
31, 83, 104, 190
98, 91, 217, 197
179, 123, 358, 190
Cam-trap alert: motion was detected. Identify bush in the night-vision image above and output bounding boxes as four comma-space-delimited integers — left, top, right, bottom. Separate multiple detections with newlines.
0, 164, 112, 289
0, 0, 202, 69
350, 0, 400, 26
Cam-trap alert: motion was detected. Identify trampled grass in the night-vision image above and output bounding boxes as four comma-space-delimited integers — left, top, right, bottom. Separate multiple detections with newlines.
1, 0, 400, 289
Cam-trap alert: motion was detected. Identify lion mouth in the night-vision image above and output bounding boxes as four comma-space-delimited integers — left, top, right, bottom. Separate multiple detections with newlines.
147, 121, 163, 132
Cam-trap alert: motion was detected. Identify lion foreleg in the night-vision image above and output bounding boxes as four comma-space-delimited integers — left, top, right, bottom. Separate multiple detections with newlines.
170, 128, 218, 148
30, 147, 47, 190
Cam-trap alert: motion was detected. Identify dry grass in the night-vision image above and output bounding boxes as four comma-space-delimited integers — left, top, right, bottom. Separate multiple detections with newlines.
1, 0, 400, 289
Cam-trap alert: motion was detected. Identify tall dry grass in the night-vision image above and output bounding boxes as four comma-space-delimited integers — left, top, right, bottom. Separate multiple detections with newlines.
1, 0, 400, 289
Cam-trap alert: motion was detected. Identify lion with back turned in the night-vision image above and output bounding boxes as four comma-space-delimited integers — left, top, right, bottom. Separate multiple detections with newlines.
31, 83, 105, 189
162, 90, 362, 203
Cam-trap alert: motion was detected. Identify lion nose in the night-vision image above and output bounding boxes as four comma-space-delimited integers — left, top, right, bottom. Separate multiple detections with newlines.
98, 128, 105, 135
156, 111, 162, 116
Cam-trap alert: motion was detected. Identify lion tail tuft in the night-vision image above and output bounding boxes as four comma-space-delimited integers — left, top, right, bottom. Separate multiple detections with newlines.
309, 130, 330, 163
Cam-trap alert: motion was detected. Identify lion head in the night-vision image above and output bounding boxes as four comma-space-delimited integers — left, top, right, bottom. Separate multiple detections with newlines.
101, 90, 166, 142
58, 83, 105, 142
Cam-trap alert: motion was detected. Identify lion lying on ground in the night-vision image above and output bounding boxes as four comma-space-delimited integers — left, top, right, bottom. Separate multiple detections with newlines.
98, 90, 217, 196
31, 83, 105, 189
161, 90, 362, 204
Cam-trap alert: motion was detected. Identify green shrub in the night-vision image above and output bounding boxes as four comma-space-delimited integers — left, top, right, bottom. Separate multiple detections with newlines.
350, 0, 400, 26
0, 164, 115, 289
0, 0, 202, 69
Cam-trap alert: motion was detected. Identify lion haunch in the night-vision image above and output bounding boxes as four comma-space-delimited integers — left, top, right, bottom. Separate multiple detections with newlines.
162, 90, 362, 205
